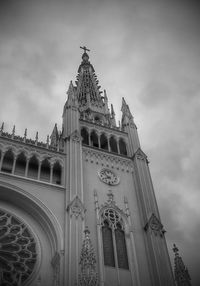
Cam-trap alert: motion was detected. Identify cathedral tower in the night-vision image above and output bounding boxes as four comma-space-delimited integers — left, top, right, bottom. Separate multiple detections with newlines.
0, 48, 175, 286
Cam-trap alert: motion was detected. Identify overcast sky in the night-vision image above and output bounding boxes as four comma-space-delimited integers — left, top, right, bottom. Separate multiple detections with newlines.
0, 0, 200, 284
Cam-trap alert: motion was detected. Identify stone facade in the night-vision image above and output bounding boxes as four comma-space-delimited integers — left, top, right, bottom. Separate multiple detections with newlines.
0, 49, 175, 286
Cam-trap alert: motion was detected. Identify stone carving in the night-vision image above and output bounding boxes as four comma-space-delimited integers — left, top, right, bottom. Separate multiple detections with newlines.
0, 209, 37, 285
67, 196, 86, 219
70, 130, 81, 142
133, 148, 148, 162
83, 148, 133, 173
78, 227, 98, 286
173, 244, 191, 286
144, 213, 165, 236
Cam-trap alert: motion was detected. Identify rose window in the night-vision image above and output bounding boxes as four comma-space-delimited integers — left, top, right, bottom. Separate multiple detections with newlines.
0, 210, 37, 286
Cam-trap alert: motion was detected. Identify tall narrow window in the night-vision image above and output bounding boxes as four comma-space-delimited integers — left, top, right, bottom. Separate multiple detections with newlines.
27, 155, 38, 179
101, 209, 129, 270
90, 131, 99, 148
119, 138, 127, 156
100, 133, 108, 150
15, 152, 26, 176
102, 221, 115, 267
52, 162, 62, 185
81, 128, 89, 145
40, 159, 50, 182
1, 149, 14, 173
115, 223, 129, 269
109, 136, 118, 153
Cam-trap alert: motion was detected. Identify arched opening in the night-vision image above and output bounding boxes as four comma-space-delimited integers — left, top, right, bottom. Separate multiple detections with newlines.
14, 152, 26, 176
119, 138, 127, 156
40, 159, 50, 182
1, 149, 14, 173
101, 209, 129, 270
52, 162, 62, 185
90, 130, 99, 148
27, 156, 39, 179
81, 128, 89, 145
109, 136, 118, 153
100, 133, 108, 150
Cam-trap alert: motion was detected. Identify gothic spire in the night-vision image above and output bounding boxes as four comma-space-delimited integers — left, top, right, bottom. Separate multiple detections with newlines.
121, 97, 134, 128
173, 244, 191, 286
76, 47, 107, 116
50, 123, 59, 148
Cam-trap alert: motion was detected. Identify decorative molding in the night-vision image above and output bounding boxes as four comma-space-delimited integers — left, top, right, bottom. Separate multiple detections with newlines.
83, 147, 133, 173
67, 195, 86, 219
78, 227, 98, 286
0, 138, 64, 166
144, 213, 165, 237
70, 130, 81, 142
133, 147, 149, 163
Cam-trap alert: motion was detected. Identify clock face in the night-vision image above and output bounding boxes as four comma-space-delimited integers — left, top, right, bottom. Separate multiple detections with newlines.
98, 168, 119, 185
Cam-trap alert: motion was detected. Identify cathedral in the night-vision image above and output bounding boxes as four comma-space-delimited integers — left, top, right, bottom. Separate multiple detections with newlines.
0, 47, 176, 286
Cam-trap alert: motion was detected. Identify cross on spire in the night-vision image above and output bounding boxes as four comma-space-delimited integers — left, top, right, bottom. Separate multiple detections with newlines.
80, 45, 90, 53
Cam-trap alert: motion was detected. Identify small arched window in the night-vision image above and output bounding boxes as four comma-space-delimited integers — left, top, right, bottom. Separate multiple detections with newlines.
81, 128, 89, 145
109, 136, 118, 153
100, 133, 108, 150
52, 161, 62, 185
27, 155, 39, 179
40, 159, 50, 182
101, 209, 129, 270
1, 149, 14, 173
90, 130, 99, 148
119, 138, 127, 156
15, 152, 26, 176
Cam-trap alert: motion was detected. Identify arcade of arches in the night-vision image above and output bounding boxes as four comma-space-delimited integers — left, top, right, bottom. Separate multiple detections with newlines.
81, 128, 127, 156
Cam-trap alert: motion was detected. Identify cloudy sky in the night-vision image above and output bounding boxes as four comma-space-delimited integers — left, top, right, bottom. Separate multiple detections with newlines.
0, 0, 200, 284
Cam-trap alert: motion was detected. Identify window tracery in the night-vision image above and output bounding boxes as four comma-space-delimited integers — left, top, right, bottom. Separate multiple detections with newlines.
0, 210, 37, 285
101, 208, 129, 270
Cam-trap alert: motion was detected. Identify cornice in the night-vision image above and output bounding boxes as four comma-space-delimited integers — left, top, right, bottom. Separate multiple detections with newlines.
0, 172, 65, 191
0, 136, 65, 156
0, 137, 65, 163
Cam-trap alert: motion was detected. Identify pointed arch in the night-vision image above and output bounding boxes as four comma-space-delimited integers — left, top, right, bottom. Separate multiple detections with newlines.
1, 149, 14, 173
100, 207, 129, 270
40, 158, 50, 182
52, 161, 62, 185
14, 152, 27, 176
27, 155, 39, 179
100, 133, 108, 150
109, 136, 118, 153
90, 130, 99, 148
81, 127, 89, 145
119, 138, 127, 156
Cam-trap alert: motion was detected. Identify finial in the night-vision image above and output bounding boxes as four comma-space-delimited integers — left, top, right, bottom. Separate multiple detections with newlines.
173, 243, 179, 256
111, 104, 115, 116
46, 135, 49, 148
12, 125, 15, 138
23, 128, 27, 142
80, 45, 90, 53
35, 131, 38, 145
0, 122, 4, 134
104, 90, 108, 101
84, 226, 90, 238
